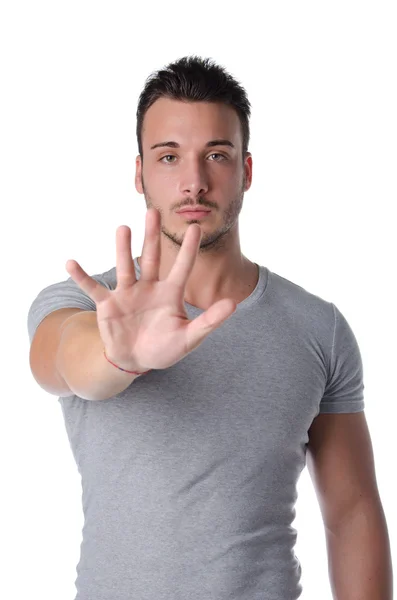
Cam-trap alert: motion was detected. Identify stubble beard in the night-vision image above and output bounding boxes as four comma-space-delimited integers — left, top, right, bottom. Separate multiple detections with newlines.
141, 174, 246, 255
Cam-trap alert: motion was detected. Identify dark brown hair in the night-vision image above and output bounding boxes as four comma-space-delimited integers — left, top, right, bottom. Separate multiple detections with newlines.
136, 55, 251, 161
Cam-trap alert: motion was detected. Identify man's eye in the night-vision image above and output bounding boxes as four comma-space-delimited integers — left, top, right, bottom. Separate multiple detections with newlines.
160, 153, 226, 163
160, 155, 176, 163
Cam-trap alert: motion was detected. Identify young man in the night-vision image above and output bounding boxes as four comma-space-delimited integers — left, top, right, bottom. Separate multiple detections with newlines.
28, 55, 393, 599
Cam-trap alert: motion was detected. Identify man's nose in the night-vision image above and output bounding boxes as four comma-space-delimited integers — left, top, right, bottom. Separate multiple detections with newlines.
178, 160, 209, 196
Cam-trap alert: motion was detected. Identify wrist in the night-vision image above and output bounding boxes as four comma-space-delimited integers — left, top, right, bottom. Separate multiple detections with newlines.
103, 348, 151, 376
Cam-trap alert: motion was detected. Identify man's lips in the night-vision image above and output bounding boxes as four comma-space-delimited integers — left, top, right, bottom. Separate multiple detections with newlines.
177, 206, 211, 212
177, 207, 212, 213
176, 208, 212, 220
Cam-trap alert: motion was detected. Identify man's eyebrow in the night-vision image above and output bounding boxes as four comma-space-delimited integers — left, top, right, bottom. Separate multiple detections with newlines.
150, 139, 235, 150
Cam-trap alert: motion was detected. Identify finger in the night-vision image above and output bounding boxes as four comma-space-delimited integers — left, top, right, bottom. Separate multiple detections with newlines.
166, 224, 202, 288
65, 260, 109, 304
140, 208, 161, 282
115, 225, 137, 290
184, 298, 237, 353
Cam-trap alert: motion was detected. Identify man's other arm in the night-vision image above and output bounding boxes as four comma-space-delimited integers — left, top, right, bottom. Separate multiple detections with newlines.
306, 411, 393, 599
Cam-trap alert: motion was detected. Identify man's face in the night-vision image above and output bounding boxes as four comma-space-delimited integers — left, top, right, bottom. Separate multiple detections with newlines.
135, 97, 252, 252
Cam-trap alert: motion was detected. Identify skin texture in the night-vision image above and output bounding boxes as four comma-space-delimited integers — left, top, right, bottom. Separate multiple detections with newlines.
134, 97, 259, 310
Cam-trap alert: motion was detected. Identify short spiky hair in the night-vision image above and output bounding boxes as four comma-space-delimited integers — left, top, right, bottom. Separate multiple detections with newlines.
136, 55, 251, 160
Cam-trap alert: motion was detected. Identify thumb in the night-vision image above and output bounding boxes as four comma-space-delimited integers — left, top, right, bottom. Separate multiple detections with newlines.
184, 298, 237, 354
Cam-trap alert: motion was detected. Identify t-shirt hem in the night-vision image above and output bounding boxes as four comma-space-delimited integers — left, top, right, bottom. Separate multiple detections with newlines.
319, 400, 365, 414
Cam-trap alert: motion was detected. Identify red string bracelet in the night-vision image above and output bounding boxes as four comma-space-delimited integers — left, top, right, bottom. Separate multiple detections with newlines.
103, 348, 151, 376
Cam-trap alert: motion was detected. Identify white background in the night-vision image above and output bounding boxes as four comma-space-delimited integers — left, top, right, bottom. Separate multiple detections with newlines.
1, 1, 395, 598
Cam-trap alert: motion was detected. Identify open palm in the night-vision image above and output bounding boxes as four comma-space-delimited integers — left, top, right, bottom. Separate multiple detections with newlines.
65, 208, 237, 372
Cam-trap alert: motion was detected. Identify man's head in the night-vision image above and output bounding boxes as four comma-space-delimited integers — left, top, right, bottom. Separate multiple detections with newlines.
135, 55, 253, 253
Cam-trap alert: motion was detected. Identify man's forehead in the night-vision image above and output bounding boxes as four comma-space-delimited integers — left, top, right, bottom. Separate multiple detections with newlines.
142, 98, 241, 143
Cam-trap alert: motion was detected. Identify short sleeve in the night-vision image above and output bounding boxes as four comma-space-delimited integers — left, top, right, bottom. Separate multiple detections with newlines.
319, 303, 365, 414
27, 272, 112, 345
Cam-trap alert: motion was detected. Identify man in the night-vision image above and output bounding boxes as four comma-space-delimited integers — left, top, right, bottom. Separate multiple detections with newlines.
28, 55, 393, 599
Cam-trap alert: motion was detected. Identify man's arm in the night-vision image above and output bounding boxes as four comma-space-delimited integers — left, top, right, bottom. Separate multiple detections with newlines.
30, 309, 142, 400
306, 411, 393, 599
56, 311, 142, 400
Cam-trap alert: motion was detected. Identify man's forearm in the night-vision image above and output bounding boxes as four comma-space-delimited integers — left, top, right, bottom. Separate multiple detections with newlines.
325, 496, 393, 599
56, 311, 141, 401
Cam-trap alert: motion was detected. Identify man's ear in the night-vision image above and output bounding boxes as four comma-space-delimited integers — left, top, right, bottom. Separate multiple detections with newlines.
135, 155, 143, 194
244, 153, 253, 192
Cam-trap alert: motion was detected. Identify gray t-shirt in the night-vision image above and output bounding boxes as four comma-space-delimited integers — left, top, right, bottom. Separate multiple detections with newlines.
27, 259, 365, 600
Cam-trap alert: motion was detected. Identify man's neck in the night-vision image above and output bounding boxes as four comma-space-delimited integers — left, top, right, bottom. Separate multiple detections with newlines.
136, 253, 258, 311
